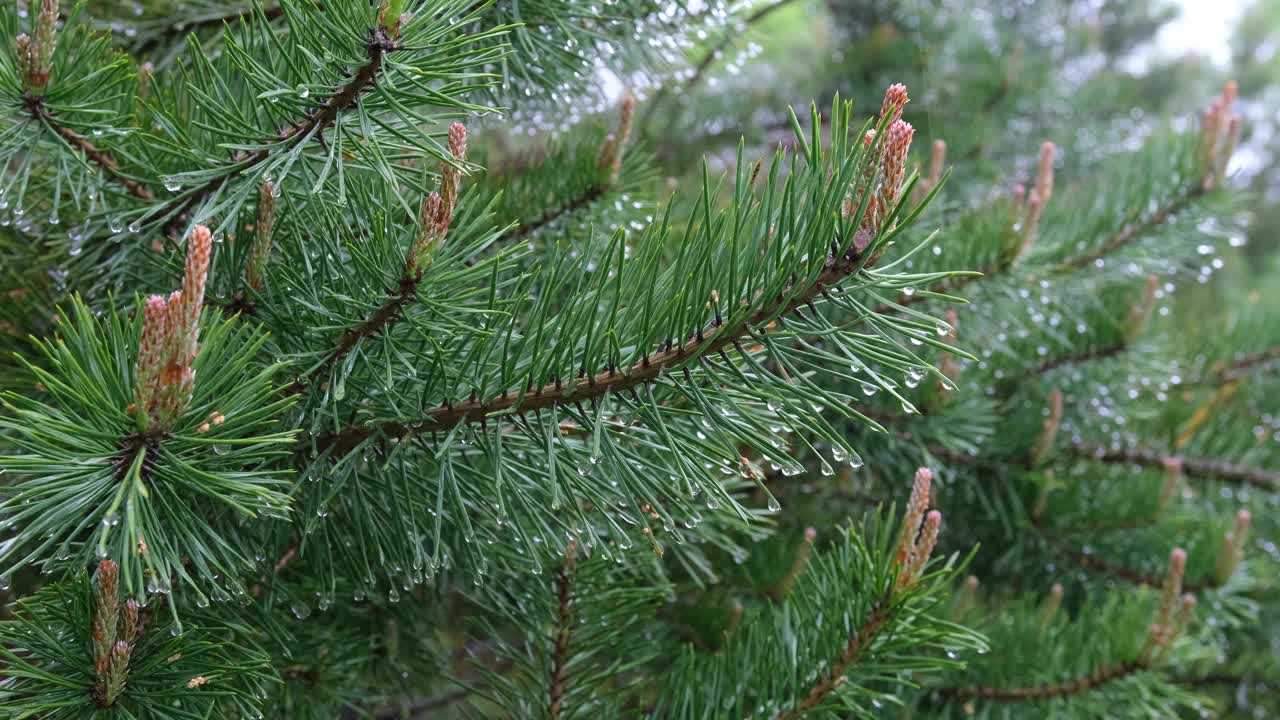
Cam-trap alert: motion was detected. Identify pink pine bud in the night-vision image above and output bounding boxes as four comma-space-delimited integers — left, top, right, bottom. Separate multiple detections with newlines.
437, 123, 467, 235
879, 120, 915, 216
135, 294, 170, 424
15, 34, 32, 89
803, 527, 817, 543
120, 599, 141, 643
30, 0, 58, 90
180, 226, 212, 362
1168, 547, 1186, 581
862, 129, 876, 148
895, 467, 932, 567
907, 510, 942, 581
879, 83, 909, 126
407, 192, 444, 278
1148, 547, 1188, 650
1235, 509, 1252, 535
93, 560, 120, 671
1030, 388, 1062, 466
1158, 456, 1182, 512
447, 121, 468, 163
1035, 141, 1055, 206
1221, 80, 1237, 109
616, 94, 636, 145
597, 95, 636, 187
926, 139, 946, 189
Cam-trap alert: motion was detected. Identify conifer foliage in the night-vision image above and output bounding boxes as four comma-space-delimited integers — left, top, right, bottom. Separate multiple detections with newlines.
0, 1, 1275, 718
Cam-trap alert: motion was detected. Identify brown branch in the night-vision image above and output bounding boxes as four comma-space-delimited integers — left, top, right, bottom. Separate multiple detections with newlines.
1073, 443, 1279, 490
22, 94, 155, 201
313, 236, 873, 456
1045, 538, 1213, 593
547, 553, 577, 720
775, 597, 893, 720
1219, 346, 1280, 382
1026, 343, 1126, 377
642, 0, 800, 129
283, 276, 419, 395
938, 659, 1147, 702
504, 186, 603, 244
157, 26, 395, 238
1059, 186, 1203, 271
890, 181, 1206, 313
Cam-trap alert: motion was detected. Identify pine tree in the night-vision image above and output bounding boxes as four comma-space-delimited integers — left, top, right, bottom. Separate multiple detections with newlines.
1, 1, 1275, 718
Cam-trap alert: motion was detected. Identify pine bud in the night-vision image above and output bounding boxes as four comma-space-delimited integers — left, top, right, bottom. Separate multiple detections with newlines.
93, 560, 120, 675
894, 467, 932, 568
923, 138, 946, 193
1215, 508, 1251, 585
1019, 190, 1044, 256
179, 225, 212, 365
1029, 389, 1063, 466
437, 122, 468, 235
1216, 114, 1242, 187
245, 183, 276, 291
407, 191, 443, 278
1034, 141, 1056, 207
905, 510, 942, 583
879, 120, 915, 217
1150, 547, 1186, 650
15, 34, 33, 90
1123, 274, 1159, 345
596, 94, 636, 187
134, 294, 170, 430
29, 0, 59, 91
138, 62, 154, 101
105, 639, 132, 705
120, 599, 142, 644
1039, 582, 1064, 627
1156, 456, 1182, 513
1200, 81, 1242, 189
879, 83, 910, 127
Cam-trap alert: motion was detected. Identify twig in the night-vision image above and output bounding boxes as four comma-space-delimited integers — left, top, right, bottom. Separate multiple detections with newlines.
1219, 346, 1280, 382
283, 276, 419, 395
504, 187, 603, 244
1059, 187, 1203, 270
774, 597, 892, 720
155, 26, 396, 238
1073, 443, 1278, 490
22, 94, 155, 201
642, 0, 800, 130
938, 659, 1147, 702
547, 551, 577, 720
314, 228, 878, 455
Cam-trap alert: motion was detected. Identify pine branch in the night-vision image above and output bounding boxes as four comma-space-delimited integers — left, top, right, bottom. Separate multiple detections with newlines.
283, 276, 419, 395
155, 26, 397, 237
547, 553, 576, 720
503, 186, 603, 244
314, 238, 874, 455
21, 94, 155, 201
1220, 345, 1280, 381
938, 659, 1147, 702
776, 595, 893, 720
1059, 185, 1203, 271
1044, 537, 1214, 593
678, 0, 800, 101
1073, 443, 1278, 489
